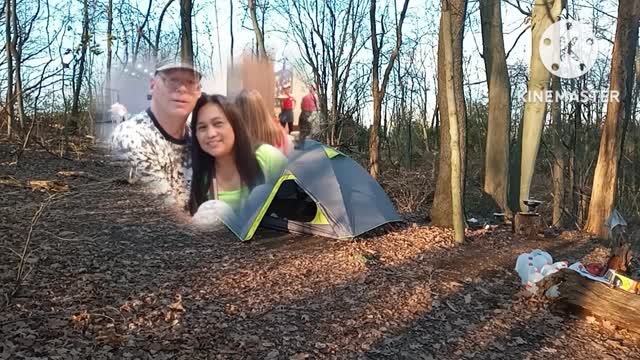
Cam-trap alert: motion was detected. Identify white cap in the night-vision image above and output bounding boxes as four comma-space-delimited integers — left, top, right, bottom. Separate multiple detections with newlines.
155, 61, 202, 78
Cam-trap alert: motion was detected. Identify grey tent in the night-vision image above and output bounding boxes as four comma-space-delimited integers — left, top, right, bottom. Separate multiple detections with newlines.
220, 140, 403, 240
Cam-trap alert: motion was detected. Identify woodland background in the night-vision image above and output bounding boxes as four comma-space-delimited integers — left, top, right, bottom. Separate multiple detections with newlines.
1, 0, 639, 241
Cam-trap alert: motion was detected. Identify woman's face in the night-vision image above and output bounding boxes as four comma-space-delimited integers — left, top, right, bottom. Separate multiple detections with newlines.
196, 103, 235, 158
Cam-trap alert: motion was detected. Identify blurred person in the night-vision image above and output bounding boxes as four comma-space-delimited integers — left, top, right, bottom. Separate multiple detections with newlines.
234, 89, 293, 155
297, 85, 317, 148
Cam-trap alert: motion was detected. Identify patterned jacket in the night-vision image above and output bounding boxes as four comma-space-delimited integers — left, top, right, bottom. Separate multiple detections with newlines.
110, 108, 192, 211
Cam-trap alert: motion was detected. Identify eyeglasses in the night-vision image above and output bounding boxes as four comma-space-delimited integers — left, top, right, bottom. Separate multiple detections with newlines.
157, 74, 201, 92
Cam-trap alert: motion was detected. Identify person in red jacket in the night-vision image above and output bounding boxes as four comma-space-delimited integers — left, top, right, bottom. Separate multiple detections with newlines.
298, 85, 317, 148
278, 82, 295, 134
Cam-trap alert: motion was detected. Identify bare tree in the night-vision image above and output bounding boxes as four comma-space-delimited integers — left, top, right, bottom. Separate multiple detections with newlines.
480, 0, 510, 213
106, 0, 113, 105
518, 0, 564, 211
4, 0, 14, 137
282, 0, 368, 146
230, 0, 234, 66
70, 0, 91, 133
368, 0, 410, 179
550, 75, 564, 226
431, 0, 467, 227
154, 0, 176, 61
133, 0, 153, 64
180, 0, 193, 63
585, 0, 640, 239
248, 0, 267, 58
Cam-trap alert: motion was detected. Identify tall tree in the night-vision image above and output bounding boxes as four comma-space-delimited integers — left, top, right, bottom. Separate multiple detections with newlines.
154, 0, 176, 61
284, 0, 367, 145
106, 0, 113, 104
10, 0, 25, 129
585, 0, 640, 239
70, 0, 90, 132
518, 0, 564, 211
133, 0, 153, 64
431, 0, 467, 227
230, 0, 234, 66
180, 0, 194, 63
441, 0, 465, 243
551, 75, 564, 226
480, 0, 510, 213
4, 0, 14, 137
368, 0, 410, 179
248, 0, 267, 58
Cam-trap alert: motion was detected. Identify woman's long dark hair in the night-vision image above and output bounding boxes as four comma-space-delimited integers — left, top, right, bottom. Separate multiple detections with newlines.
189, 94, 264, 215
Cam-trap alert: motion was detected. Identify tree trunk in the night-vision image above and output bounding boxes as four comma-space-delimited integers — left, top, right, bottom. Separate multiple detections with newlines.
519, 0, 564, 211
538, 269, 640, 334
431, 0, 467, 227
248, 0, 267, 58
4, 0, 13, 138
154, 0, 176, 61
441, 0, 465, 243
585, 0, 640, 239
229, 0, 234, 66
70, 0, 90, 133
480, 0, 510, 213
368, 0, 409, 179
618, 44, 638, 190
551, 75, 564, 227
10, 0, 23, 129
180, 0, 194, 63
106, 0, 113, 105
133, 0, 152, 64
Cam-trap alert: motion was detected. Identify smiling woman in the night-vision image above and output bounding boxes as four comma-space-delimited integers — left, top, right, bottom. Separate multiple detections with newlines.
189, 94, 288, 214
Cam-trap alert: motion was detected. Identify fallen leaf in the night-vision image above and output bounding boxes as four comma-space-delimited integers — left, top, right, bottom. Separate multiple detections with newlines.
290, 353, 310, 360
541, 346, 557, 354
464, 294, 471, 304
514, 337, 527, 345
266, 350, 280, 359
29, 180, 69, 192
602, 319, 616, 331
0, 178, 22, 187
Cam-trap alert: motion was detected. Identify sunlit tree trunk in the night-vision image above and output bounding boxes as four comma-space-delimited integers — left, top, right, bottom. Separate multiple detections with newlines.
431, 0, 467, 227
441, 0, 465, 243
585, 0, 640, 239
519, 0, 564, 211
480, 0, 510, 213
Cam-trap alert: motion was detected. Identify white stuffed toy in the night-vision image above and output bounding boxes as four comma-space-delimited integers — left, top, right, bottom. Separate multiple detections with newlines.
110, 102, 129, 124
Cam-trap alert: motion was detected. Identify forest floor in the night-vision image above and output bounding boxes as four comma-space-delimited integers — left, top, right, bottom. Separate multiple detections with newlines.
1, 135, 640, 360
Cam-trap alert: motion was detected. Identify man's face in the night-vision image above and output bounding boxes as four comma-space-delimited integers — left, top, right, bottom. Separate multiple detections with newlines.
150, 69, 201, 119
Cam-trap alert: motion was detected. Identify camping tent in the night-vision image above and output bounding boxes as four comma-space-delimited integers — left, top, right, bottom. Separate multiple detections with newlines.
214, 140, 403, 240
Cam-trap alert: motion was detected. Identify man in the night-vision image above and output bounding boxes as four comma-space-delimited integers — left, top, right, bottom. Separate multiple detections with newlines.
110, 61, 202, 211
297, 85, 317, 147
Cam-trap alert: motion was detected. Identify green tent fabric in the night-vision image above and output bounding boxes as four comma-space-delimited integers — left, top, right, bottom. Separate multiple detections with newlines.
216, 140, 403, 240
